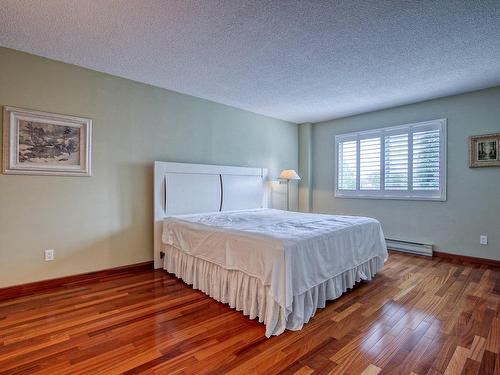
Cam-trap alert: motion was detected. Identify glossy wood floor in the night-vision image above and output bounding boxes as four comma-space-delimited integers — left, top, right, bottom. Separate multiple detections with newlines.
1, 252, 499, 375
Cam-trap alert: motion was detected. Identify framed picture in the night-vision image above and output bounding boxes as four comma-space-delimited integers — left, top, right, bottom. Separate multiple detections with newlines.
2, 106, 92, 176
469, 133, 500, 168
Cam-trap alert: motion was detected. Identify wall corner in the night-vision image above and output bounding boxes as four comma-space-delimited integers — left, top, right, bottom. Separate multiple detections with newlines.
298, 123, 312, 212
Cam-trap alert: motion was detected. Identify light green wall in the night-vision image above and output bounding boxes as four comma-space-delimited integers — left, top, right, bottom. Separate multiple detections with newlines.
2, 46, 498, 288
310, 86, 500, 260
0, 48, 298, 287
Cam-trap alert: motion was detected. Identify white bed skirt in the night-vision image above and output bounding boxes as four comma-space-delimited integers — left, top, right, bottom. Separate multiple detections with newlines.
164, 245, 385, 337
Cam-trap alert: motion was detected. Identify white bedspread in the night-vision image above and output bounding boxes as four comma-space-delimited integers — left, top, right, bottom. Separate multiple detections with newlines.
162, 209, 388, 319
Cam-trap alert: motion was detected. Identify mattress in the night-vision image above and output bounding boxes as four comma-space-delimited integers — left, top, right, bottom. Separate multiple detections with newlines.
162, 208, 388, 335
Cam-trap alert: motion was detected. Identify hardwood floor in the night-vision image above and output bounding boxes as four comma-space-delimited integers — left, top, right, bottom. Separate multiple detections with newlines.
0, 252, 499, 374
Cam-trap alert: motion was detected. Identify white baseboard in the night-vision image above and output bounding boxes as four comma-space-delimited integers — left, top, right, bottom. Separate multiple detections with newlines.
386, 238, 433, 257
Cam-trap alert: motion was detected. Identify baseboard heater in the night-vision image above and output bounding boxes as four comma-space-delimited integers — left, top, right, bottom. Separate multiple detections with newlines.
385, 238, 433, 257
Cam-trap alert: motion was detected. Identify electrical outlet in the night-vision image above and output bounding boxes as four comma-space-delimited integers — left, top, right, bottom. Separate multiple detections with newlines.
44, 249, 55, 261
480, 235, 488, 245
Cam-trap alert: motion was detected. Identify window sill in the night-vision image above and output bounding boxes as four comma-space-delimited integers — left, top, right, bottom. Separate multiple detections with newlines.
334, 191, 446, 202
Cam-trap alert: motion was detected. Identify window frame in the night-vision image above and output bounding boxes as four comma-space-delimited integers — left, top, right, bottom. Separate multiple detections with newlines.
334, 119, 447, 201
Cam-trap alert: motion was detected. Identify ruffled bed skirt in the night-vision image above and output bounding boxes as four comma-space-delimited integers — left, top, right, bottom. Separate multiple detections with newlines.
163, 245, 385, 337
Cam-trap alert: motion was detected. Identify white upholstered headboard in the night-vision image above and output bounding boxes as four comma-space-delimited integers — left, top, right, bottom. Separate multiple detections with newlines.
153, 161, 268, 268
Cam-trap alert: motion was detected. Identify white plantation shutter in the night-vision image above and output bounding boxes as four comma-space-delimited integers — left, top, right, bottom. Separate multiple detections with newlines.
360, 137, 381, 190
335, 119, 446, 200
412, 128, 440, 190
338, 140, 357, 190
384, 134, 408, 190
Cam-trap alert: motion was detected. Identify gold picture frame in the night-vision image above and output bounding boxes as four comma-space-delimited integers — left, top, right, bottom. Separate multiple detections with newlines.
469, 133, 500, 168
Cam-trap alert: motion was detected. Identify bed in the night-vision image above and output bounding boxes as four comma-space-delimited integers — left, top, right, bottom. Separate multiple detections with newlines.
154, 161, 388, 337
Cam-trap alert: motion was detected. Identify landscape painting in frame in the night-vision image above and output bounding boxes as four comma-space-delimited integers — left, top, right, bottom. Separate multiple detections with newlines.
469, 133, 500, 168
2, 106, 92, 176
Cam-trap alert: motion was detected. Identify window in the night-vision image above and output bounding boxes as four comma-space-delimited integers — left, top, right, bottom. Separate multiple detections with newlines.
335, 119, 446, 200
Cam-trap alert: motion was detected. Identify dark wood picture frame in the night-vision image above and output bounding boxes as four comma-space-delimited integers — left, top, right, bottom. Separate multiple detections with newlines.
469, 133, 500, 168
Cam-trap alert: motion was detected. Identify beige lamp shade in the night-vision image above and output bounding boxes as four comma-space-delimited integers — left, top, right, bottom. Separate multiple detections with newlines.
279, 169, 301, 180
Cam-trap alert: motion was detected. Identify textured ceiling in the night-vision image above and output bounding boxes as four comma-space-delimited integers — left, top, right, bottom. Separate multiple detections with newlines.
1, 1, 500, 123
